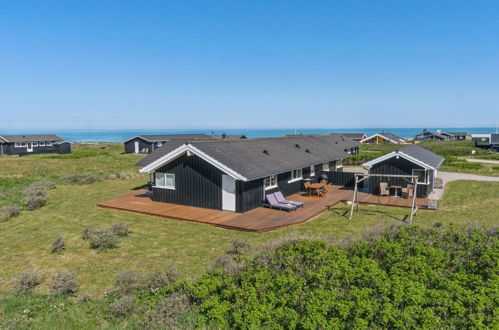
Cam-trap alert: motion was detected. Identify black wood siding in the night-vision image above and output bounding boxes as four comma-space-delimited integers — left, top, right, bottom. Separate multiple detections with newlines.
368, 157, 432, 197
152, 154, 223, 210
236, 180, 264, 213
1, 142, 70, 156
55, 142, 72, 154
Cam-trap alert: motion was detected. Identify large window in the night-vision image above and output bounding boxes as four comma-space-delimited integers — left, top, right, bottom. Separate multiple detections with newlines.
39, 141, 45, 146
46, 141, 52, 146
289, 169, 303, 182
310, 165, 315, 177
322, 162, 330, 171
264, 174, 278, 190
336, 159, 343, 170
412, 169, 429, 184
155, 173, 175, 189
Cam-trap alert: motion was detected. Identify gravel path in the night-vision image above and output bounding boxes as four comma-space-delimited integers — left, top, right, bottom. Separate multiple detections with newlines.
438, 171, 499, 184
464, 158, 499, 165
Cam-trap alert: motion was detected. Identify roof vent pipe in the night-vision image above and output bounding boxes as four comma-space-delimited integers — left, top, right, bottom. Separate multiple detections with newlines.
295, 144, 300, 148
263, 149, 269, 155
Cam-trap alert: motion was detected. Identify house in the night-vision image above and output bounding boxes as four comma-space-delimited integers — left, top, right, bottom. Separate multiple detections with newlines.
471, 134, 491, 145
446, 132, 469, 141
136, 135, 360, 213
413, 130, 448, 141
491, 134, 499, 152
360, 132, 406, 144
331, 133, 367, 143
0, 135, 71, 156
362, 145, 444, 198
124, 134, 247, 154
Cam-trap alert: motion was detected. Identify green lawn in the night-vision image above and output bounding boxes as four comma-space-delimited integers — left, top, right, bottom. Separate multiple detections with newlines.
1, 143, 498, 296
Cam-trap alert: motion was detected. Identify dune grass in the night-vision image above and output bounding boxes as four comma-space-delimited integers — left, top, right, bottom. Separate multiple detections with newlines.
0, 143, 498, 296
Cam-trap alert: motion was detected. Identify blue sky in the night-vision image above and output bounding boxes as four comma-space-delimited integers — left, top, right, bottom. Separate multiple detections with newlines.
1, 0, 498, 129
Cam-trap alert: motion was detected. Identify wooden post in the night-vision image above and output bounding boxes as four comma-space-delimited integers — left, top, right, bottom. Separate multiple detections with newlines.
409, 178, 418, 224
349, 175, 358, 219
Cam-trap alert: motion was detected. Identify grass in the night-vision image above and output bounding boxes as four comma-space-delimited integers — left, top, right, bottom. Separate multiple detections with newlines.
0, 143, 498, 328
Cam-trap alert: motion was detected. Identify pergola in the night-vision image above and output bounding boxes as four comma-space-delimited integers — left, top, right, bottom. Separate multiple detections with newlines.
349, 173, 419, 224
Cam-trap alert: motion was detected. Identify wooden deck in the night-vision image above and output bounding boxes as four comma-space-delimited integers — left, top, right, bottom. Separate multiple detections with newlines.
98, 185, 433, 232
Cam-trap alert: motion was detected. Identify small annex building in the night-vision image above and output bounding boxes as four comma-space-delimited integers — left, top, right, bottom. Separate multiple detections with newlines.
0, 135, 71, 156
362, 145, 444, 198
136, 135, 360, 212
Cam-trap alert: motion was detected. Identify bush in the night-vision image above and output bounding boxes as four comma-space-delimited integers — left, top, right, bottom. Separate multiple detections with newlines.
82, 226, 94, 240
51, 237, 65, 253
63, 174, 102, 185
27, 181, 56, 191
109, 295, 134, 318
23, 193, 48, 211
114, 270, 144, 295
231, 238, 251, 254
13, 270, 43, 294
143, 292, 191, 329
50, 270, 78, 295
111, 223, 130, 237
143, 268, 179, 291
88, 228, 119, 251
0, 205, 20, 222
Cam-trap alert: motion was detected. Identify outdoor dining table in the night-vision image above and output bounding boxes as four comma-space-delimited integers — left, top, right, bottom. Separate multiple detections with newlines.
307, 182, 326, 197
389, 185, 402, 197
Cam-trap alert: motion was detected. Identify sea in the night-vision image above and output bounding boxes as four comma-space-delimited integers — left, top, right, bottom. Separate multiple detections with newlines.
0, 128, 496, 142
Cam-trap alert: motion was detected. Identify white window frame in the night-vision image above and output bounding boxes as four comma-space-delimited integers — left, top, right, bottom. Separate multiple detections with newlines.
39, 141, 45, 146
310, 165, 315, 177
263, 174, 278, 190
412, 169, 429, 185
322, 162, 330, 171
20, 142, 26, 147
15, 143, 20, 147
336, 159, 343, 170
46, 141, 52, 146
157, 141, 163, 146
32, 142, 38, 147
154, 172, 175, 189
289, 169, 303, 183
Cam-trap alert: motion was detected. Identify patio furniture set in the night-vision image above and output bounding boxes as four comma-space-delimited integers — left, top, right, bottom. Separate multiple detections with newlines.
304, 180, 328, 197
379, 182, 414, 199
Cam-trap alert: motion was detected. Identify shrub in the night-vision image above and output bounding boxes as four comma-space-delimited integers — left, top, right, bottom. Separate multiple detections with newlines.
27, 181, 56, 191
82, 226, 94, 240
111, 223, 130, 237
143, 268, 179, 290
88, 228, 119, 251
23, 193, 48, 211
0, 205, 20, 222
109, 295, 134, 318
13, 270, 43, 294
114, 270, 144, 295
50, 270, 78, 295
231, 238, 251, 254
63, 174, 102, 185
143, 292, 191, 329
51, 237, 65, 253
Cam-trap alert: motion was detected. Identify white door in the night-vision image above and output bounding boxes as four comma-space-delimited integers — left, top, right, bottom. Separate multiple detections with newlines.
222, 175, 236, 212
134, 141, 139, 154
27, 142, 33, 152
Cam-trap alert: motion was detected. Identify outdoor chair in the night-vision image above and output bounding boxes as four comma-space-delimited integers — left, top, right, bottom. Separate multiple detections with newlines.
263, 194, 298, 212
402, 184, 415, 199
379, 182, 389, 197
274, 191, 304, 208
304, 182, 313, 196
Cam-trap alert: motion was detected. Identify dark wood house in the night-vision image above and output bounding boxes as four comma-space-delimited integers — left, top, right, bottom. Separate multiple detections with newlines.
491, 134, 499, 152
332, 133, 367, 142
124, 134, 247, 154
413, 130, 468, 142
137, 135, 360, 212
360, 132, 406, 144
362, 145, 444, 197
0, 135, 71, 156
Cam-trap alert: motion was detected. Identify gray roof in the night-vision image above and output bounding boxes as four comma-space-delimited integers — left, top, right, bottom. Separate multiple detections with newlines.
447, 132, 468, 136
137, 135, 360, 180
398, 145, 444, 169
332, 133, 365, 139
210, 134, 247, 139
380, 132, 406, 142
126, 134, 213, 143
491, 134, 499, 144
0, 134, 63, 143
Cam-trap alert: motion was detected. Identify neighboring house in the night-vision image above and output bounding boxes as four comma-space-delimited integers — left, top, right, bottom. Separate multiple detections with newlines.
360, 132, 406, 144
491, 134, 499, 153
211, 134, 247, 140
0, 135, 71, 156
446, 132, 469, 141
413, 130, 448, 141
362, 145, 444, 198
332, 133, 367, 142
137, 135, 360, 212
124, 134, 247, 154
471, 134, 491, 145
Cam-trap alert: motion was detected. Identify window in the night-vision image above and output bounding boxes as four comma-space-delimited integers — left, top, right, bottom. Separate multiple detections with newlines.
32, 142, 38, 147
289, 169, 303, 182
46, 141, 52, 146
155, 173, 175, 189
412, 169, 429, 184
15, 143, 20, 147
264, 174, 278, 190
39, 141, 45, 146
336, 159, 343, 170
157, 142, 163, 146
322, 162, 330, 171
310, 165, 315, 177
21, 142, 26, 147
